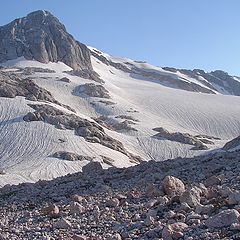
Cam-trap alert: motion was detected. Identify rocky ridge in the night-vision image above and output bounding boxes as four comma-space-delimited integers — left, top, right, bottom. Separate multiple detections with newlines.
0, 10, 100, 81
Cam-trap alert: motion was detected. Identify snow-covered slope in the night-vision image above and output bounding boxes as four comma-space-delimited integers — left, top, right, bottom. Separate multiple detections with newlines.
0, 49, 240, 187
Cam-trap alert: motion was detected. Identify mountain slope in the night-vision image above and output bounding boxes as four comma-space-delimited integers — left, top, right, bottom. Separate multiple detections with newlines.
0, 11, 239, 187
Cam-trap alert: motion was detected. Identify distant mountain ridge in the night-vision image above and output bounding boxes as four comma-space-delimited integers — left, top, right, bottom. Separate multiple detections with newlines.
0, 10, 240, 96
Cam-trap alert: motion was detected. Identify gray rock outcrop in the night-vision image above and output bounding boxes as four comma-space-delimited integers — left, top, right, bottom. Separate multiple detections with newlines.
73, 83, 110, 99
52, 151, 93, 161
23, 104, 136, 157
153, 127, 210, 150
223, 136, 240, 151
0, 10, 93, 72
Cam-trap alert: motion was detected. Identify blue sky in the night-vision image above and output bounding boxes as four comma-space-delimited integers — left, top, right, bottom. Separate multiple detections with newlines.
1, 0, 239, 75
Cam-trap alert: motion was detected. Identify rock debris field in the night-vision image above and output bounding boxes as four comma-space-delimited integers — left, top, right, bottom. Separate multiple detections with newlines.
0, 150, 240, 240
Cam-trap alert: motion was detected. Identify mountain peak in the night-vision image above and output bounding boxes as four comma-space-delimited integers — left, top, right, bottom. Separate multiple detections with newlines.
0, 10, 92, 71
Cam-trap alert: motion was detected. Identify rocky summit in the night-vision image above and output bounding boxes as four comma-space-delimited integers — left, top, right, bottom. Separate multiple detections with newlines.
0, 10, 92, 71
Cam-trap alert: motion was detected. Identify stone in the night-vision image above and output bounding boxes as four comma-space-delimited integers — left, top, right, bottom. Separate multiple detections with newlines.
74, 83, 110, 99
73, 235, 87, 240
204, 175, 221, 187
223, 136, 240, 151
144, 215, 154, 226
162, 176, 185, 197
71, 194, 84, 203
53, 218, 72, 229
195, 204, 214, 214
52, 151, 93, 161
59, 77, 71, 83
162, 222, 188, 240
180, 187, 201, 207
111, 233, 122, 240
82, 161, 103, 174
106, 198, 120, 208
145, 184, 164, 197
153, 127, 208, 150
230, 222, 240, 230
41, 204, 60, 218
206, 209, 240, 228
228, 191, 240, 205
69, 202, 85, 214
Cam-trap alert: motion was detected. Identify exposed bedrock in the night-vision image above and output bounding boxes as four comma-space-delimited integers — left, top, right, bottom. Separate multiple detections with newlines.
93, 115, 137, 132
223, 136, 240, 151
0, 71, 75, 112
0, 10, 92, 72
23, 104, 140, 160
52, 151, 93, 161
73, 83, 110, 99
153, 127, 215, 150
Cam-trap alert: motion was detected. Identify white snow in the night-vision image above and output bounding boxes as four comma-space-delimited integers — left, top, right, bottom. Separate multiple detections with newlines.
0, 55, 240, 187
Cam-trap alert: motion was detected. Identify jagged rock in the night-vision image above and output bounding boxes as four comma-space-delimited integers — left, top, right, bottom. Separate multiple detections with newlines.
180, 187, 201, 207
0, 71, 55, 101
228, 191, 240, 205
204, 175, 221, 187
59, 77, 71, 83
162, 222, 188, 240
65, 69, 103, 83
206, 209, 240, 228
93, 115, 137, 132
73, 83, 110, 98
162, 176, 185, 197
82, 161, 103, 174
101, 155, 115, 166
24, 104, 130, 155
0, 10, 93, 72
21, 67, 55, 75
195, 204, 214, 215
223, 136, 240, 151
164, 68, 240, 96
52, 151, 93, 161
153, 127, 209, 150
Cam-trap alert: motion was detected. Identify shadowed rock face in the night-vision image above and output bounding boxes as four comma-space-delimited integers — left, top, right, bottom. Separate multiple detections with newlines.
0, 10, 93, 71
223, 136, 240, 151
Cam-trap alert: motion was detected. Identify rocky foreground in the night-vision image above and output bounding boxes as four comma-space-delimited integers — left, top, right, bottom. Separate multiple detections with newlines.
0, 150, 240, 240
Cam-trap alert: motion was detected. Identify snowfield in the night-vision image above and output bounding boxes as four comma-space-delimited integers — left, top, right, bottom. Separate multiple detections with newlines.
0, 51, 240, 186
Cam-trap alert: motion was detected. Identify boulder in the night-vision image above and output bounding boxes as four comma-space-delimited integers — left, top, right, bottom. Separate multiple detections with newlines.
162, 176, 185, 197
180, 187, 201, 207
41, 204, 60, 218
228, 191, 240, 205
206, 209, 240, 228
162, 222, 188, 240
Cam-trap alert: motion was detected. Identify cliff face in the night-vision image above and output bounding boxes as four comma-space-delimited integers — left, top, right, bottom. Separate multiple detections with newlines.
0, 10, 93, 71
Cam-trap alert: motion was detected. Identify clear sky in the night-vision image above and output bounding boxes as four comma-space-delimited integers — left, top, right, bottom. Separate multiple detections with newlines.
1, 0, 240, 75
